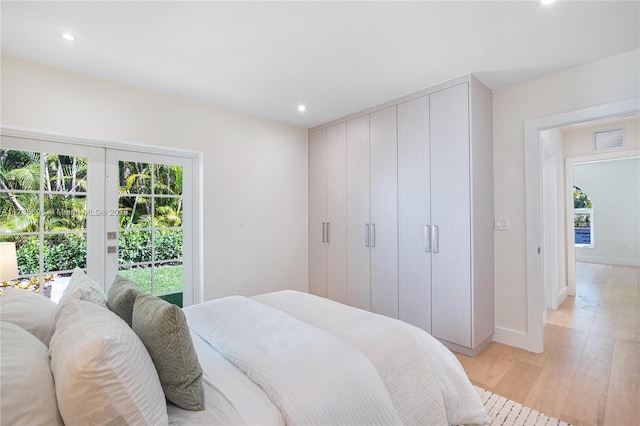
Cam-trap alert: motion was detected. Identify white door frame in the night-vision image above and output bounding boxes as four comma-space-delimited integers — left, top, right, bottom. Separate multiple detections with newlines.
1, 126, 204, 305
564, 150, 640, 296
523, 97, 640, 353
542, 148, 558, 312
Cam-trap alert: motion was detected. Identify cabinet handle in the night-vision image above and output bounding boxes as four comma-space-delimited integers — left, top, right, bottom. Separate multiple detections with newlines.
322, 222, 326, 243
425, 225, 431, 253
433, 225, 439, 253
365, 223, 370, 247
326, 222, 330, 243
371, 223, 376, 248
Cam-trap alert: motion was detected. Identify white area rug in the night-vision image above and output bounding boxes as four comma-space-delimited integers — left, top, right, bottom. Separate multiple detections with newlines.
475, 386, 571, 426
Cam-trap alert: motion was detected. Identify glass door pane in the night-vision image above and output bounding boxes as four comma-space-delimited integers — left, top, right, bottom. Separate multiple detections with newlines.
0, 138, 104, 301
105, 151, 192, 307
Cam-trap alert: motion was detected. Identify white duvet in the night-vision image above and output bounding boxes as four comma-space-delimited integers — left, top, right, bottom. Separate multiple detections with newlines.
175, 290, 489, 426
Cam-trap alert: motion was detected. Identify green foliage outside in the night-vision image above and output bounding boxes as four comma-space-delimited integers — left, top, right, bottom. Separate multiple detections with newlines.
117, 160, 183, 229
119, 265, 183, 295
1, 150, 184, 299
573, 186, 592, 228
118, 230, 182, 265
15, 234, 87, 275
573, 186, 592, 209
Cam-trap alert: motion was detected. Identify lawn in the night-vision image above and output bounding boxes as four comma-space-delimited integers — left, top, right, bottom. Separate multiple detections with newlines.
119, 265, 183, 295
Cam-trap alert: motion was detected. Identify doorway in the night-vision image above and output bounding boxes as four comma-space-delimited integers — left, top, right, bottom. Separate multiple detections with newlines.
566, 152, 640, 295
523, 97, 640, 353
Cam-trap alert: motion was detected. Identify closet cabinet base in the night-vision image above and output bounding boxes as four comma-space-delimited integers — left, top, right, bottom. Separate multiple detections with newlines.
438, 334, 493, 357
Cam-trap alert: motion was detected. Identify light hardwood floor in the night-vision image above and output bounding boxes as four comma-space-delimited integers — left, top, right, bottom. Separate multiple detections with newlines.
455, 262, 640, 426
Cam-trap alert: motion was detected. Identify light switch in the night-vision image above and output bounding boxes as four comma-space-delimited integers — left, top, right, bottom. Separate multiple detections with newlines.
239, 217, 246, 227
495, 217, 509, 230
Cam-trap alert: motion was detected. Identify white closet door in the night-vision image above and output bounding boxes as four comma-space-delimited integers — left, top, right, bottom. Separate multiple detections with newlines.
398, 96, 431, 331
430, 83, 472, 347
346, 115, 371, 311
308, 129, 327, 298
325, 123, 347, 304
369, 106, 399, 318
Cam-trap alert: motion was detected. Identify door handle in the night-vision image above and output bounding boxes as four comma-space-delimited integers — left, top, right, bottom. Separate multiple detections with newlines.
432, 225, 439, 253
326, 222, 330, 244
365, 223, 370, 247
322, 222, 326, 243
424, 225, 431, 253
371, 223, 376, 248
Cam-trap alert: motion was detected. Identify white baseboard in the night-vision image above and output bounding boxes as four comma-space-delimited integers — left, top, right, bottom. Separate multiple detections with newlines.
556, 286, 568, 307
493, 326, 541, 353
576, 255, 640, 267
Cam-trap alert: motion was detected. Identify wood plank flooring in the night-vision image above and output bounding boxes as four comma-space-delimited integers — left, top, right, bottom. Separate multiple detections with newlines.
455, 263, 639, 426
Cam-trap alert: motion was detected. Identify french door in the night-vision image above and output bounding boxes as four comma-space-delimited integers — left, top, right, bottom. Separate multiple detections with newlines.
105, 150, 193, 307
0, 136, 195, 306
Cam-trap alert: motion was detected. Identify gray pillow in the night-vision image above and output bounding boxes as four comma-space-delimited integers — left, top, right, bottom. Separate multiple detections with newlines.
132, 294, 204, 411
107, 275, 145, 326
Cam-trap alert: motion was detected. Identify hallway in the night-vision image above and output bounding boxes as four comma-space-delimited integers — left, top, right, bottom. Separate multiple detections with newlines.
455, 262, 640, 425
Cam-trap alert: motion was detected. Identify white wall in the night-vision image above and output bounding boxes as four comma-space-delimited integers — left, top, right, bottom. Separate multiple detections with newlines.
563, 115, 640, 157
573, 158, 640, 266
0, 56, 309, 301
493, 49, 639, 340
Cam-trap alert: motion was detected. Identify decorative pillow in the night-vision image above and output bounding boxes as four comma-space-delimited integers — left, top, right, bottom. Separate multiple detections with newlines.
50, 298, 168, 426
0, 288, 57, 346
1, 321, 64, 426
107, 274, 145, 326
58, 267, 107, 308
132, 294, 205, 411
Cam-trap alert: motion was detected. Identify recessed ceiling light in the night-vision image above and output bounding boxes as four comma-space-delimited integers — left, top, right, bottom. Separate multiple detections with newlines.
298, 105, 306, 113
60, 32, 75, 41
541, 0, 556, 5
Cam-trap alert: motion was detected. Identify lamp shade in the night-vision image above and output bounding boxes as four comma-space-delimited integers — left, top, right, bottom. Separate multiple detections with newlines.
0, 242, 18, 282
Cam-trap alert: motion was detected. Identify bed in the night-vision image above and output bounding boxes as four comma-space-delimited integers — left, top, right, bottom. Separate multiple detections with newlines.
0, 268, 489, 426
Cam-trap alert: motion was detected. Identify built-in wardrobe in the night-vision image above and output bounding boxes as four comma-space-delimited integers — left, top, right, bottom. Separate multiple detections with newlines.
308, 75, 494, 356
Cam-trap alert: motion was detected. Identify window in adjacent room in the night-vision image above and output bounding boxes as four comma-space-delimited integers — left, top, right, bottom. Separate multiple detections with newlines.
573, 186, 593, 248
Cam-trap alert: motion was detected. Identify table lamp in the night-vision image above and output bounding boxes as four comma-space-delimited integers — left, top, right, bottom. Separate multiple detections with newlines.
0, 242, 18, 283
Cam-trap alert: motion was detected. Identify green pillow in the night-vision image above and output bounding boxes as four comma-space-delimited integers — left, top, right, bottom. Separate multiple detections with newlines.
132, 294, 204, 411
107, 275, 145, 326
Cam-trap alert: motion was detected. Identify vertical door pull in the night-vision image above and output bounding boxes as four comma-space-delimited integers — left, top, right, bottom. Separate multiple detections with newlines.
424, 225, 431, 253
371, 223, 376, 248
433, 225, 440, 253
322, 222, 326, 243
365, 223, 370, 247
326, 222, 330, 243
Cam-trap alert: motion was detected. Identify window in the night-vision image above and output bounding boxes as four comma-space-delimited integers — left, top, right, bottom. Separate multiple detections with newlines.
573, 186, 593, 248
0, 144, 94, 299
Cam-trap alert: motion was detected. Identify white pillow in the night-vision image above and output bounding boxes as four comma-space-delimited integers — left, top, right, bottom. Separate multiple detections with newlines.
50, 298, 168, 426
58, 267, 107, 308
1, 321, 64, 426
0, 288, 57, 346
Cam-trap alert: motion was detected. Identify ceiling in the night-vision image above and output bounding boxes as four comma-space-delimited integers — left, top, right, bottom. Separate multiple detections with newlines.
2, 1, 638, 128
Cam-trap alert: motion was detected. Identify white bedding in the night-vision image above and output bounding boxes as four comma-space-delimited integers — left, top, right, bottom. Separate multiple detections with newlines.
167, 331, 283, 425
186, 296, 402, 425
254, 291, 487, 425
170, 290, 489, 426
